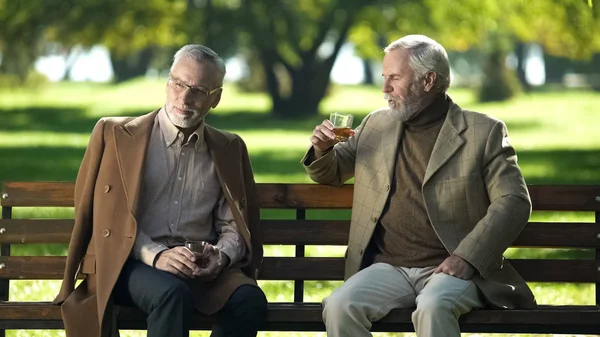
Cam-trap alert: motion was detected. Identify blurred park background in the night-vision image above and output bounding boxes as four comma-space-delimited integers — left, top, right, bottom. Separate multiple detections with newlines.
1, 0, 600, 336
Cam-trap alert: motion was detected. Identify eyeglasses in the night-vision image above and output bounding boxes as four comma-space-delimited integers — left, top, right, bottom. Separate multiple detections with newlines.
167, 76, 221, 99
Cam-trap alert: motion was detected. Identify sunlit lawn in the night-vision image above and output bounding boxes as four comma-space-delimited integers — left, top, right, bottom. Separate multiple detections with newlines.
1, 80, 599, 337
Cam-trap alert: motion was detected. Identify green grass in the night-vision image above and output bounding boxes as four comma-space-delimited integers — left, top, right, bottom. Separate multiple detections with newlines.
1, 81, 599, 337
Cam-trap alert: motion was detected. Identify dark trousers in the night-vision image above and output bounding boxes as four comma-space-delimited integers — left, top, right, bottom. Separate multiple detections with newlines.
113, 259, 268, 337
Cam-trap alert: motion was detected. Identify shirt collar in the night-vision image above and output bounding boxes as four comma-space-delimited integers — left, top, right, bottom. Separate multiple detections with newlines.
157, 106, 205, 150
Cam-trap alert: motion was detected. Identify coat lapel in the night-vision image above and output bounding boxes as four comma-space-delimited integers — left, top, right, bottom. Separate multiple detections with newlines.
423, 102, 467, 185
114, 110, 158, 215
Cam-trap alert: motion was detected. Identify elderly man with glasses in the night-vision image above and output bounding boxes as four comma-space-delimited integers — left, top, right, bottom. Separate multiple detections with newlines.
54, 44, 267, 337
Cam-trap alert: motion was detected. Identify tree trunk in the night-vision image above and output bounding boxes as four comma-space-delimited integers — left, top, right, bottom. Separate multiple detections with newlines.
514, 42, 531, 92
0, 47, 31, 83
110, 47, 155, 83
271, 61, 330, 118
362, 59, 374, 85
204, 0, 215, 48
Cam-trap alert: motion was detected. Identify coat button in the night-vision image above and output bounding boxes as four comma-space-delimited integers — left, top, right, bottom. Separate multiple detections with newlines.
359, 248, 364, 255
372, 216, 378, 223
385, 184, 390, 192
102, 229, 111, 238
103, 185, 111, 193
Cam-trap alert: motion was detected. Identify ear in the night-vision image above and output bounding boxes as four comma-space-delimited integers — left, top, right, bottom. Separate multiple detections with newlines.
423, 72, 437, 92
211, 89, 222, 109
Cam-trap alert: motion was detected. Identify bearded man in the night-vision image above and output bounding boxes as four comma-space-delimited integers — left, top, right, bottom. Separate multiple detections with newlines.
301, 34, 536, 337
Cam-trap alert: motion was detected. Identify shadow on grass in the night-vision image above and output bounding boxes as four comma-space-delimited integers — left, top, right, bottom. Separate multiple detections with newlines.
0, 146, 86, 181
207, 111, 544, 133
0, 106, 153, 133
249, 148, 600, 185
1, 146, 598, 185
518, 149, 600, 184
206, 111, 347, 132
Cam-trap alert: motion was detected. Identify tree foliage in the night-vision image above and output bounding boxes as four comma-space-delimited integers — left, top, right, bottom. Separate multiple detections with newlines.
1, 0, 599, 107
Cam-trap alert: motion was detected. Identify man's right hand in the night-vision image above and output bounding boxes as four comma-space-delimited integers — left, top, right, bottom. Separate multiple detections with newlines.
310, 120, 339, 152
154, 246, 200, 279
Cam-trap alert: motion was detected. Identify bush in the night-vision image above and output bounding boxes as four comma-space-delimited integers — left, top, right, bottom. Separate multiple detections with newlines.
478, 50, 521, 103
0, 71, 49, 91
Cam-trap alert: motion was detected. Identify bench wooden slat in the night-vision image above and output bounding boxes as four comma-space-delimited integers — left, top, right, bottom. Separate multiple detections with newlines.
257, 184, 353, 209
0, 256, 596, 282
513, 222, 599, 248
1, 219, 597, 248
528, 185, 600, 211
4, 182, 600, 211
0, 303, 599, 333
1, 182, 75, 207
0, 219, 73, 244
0, 183, 355, 209
263, 220, 349, 245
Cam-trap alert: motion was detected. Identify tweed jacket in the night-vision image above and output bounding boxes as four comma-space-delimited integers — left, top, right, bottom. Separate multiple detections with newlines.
303, 99, 536, 309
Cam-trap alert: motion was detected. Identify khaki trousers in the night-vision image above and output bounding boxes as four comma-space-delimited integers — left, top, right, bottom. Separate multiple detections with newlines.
322, 263, 484, 337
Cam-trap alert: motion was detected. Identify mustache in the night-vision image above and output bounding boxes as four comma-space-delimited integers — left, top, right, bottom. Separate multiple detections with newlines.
173, 105, 196, 113
384, 93, 398, 101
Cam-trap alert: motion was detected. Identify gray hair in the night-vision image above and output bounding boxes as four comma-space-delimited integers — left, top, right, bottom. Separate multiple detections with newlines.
171, 44, 226, 83
384, 35, 450, 93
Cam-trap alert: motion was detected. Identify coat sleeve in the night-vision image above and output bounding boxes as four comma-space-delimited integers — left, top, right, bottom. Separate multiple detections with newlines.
453, 120, 532, 278
301, 113, 374, 186
53, 119, 107, 304
239, 137, 263, 279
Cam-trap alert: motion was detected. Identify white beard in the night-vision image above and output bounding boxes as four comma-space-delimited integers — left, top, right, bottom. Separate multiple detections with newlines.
166, 106, 203, 128
384, 82, 424, 122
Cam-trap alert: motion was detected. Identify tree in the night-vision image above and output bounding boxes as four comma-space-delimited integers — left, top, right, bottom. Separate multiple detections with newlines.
350, 0, 600, 102
239, 0, 379, 117
44, 0, 184, 83
0, 0, 66, 83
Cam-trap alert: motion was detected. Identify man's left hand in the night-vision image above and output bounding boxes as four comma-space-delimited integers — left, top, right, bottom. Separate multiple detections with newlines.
193, 244, 230, 281
434, 254, 476, 280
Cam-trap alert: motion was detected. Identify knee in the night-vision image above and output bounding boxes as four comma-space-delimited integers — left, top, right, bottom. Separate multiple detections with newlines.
322, 289, 363, 322
229, 285, 268, 319
155, 280, 194, 310
413, 295, 453, 318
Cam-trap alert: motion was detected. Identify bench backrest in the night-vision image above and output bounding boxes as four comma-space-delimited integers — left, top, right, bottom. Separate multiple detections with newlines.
1, 182, 600, 303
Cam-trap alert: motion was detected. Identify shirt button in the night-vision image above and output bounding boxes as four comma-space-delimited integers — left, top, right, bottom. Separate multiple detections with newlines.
170, 223, 174, 227
102, 229, 111, 238
177, 177, 182, 181
181, 152, 186, 156
174, 201, 179, 205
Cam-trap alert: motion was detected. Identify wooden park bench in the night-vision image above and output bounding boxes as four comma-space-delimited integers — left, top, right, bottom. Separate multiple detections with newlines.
0, 182, 599, 335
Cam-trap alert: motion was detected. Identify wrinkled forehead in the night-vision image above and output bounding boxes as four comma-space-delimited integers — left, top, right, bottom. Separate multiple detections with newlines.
170, 56, 222, 88
382, 48, 413, 76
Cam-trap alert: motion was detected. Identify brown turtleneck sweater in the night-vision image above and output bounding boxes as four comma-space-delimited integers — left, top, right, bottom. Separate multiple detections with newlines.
373, 94, 450, 268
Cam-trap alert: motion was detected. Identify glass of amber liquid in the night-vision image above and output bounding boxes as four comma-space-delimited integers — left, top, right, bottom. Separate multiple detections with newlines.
184, 240, 209, 268
330, 112, 353, 142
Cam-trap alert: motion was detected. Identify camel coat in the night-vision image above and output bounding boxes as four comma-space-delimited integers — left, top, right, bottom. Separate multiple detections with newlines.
53, 109, 262, 337
303, 100, 536, 310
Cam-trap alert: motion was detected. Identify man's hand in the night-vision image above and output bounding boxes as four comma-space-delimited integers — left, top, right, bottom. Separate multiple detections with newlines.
434, 254, 476, 280
310, 120, 355, 153
154, 246, 200, 279
193, 244, 230, 281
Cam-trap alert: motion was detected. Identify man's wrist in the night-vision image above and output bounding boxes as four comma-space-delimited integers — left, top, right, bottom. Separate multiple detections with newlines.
152, 251, 164, 268
218, 249, 231, 268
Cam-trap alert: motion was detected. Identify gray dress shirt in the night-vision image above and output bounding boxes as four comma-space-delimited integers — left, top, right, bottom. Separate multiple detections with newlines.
132, 108, 246, 267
